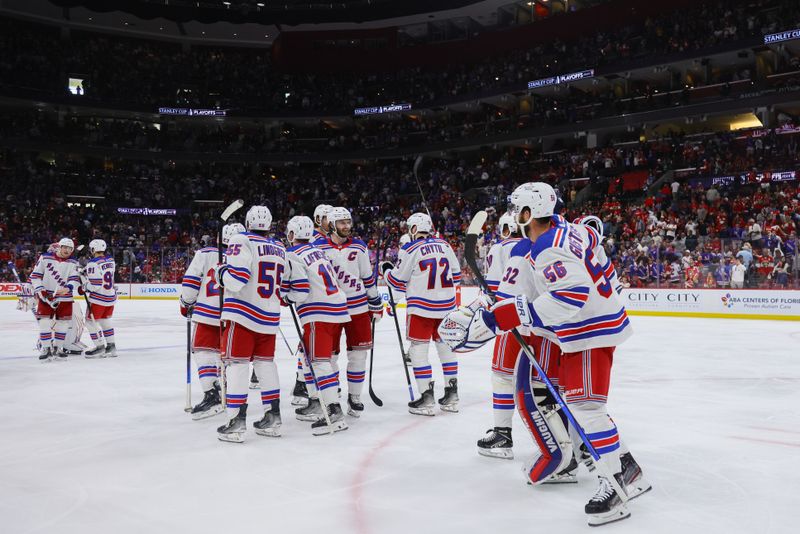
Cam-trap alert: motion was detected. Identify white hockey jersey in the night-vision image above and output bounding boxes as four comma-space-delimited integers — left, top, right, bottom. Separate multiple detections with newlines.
584, 227, 623, 295
219, 232, 285, 334
484, 237, 522, 294
524, 215, 632, 353
180, 247, 222, 326
386, 237, 461, 319
84, 255, 117, 307
313, 237, 379, 316
29, 253, 81, 304
494, 239, 540, 339
282, 243, 349, 325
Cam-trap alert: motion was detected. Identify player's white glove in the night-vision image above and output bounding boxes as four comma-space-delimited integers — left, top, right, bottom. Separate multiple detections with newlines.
368, 296, 383, 323
211, 264, 228, 288
438, 307, 498, 353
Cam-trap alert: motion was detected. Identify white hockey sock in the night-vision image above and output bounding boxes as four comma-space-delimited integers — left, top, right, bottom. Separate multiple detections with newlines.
570, 401, 622, 474
253, 359, 280, 407
312, 360, 339, 407
491, 373, 515, 428
224, 361, 250, 419
37, 319, 52, 353
409, 341, 432, 393
53, 320, 69, 352
299, 353, 318, 399
86, 319, 103, 347
346, 349, 368, 397
98, 319, 115, 345
436, 341, 458, 381
194, 350, 219, 392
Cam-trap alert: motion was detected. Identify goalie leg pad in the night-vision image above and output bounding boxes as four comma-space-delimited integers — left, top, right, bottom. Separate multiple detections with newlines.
514, 351, 573, 485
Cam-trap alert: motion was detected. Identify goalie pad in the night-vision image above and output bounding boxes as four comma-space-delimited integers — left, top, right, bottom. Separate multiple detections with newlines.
514, 350, 573, 485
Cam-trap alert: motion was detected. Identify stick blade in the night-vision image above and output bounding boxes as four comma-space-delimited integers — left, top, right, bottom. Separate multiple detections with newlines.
468, 210, 488, 235
221, 199, 245, 221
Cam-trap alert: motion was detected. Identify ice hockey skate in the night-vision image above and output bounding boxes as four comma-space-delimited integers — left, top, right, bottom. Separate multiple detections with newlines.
253, 401, 282, 437
104, 343, 117, 357
191, 386, 224, 420
311, 403, 348, 435
621, 452, 652, 500
84, 345, 106, 359
585, 475, 630, 527
438, 377, 459, 412
408, 382, 436, 416
477, 427, 513, 459
38, 347, 52, 362
291, 379, 309, 406
217, 405, 247, 443
295, 397, 322, 421
347, 394, 364, 417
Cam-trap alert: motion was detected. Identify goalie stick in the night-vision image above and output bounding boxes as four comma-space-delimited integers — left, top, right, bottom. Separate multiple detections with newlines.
463, 211, 629, 502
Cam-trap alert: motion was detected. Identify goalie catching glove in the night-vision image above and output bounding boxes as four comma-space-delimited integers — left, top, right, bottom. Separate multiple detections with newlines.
438, 294, 539, 352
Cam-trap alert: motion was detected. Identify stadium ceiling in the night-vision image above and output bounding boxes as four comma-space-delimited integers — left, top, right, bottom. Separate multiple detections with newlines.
44, 0, 593, 26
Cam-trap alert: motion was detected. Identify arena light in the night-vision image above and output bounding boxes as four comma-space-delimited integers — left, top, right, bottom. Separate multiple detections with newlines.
729, 114, 763, 131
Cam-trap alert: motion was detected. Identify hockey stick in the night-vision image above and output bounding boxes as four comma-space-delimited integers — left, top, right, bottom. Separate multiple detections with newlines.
217, 199, 245, 408
367, 317, 383, 407
386, 284, 414, 402
463, 211, 629, 502
412, 155, 433, 222
287, 303, 334, 434
185, 306, 193, 412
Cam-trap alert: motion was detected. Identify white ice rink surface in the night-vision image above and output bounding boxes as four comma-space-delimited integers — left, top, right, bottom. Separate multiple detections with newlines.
1, 300, 799, 534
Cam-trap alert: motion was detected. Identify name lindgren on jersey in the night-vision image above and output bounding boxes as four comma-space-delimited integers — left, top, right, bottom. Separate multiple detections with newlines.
386, 237, 462, 318
525, 216, 632, 352
282, 243, 349, 325
219, 232, 286, 334
314, 237, 378, 315
180, 247, 222, 326
85, 255, 117, 306
30, 253, 80, 303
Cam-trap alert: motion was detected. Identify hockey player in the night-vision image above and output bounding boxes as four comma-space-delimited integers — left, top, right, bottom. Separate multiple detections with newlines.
286, 203, 333, 403
30, 238, 82, 361
380, 212, 462, 415
82, 239, 118, 358
314, 207, 383, 417
179, 223, 245, 420
282, 215, 351, 435
312, 204, 332, 241
439, 183, 648, 526
213, 207, 285, 443
476, 213, 526, 458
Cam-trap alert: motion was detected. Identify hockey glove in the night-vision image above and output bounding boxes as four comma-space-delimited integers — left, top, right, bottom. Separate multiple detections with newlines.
179, 297, 194, 317
211, 264, 228, 288
368, 295, 384, 323
378, 261, 394, 277
37, 291, 56, 309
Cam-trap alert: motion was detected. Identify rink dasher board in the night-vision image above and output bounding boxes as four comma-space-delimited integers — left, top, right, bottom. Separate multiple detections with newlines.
2, 284, 799, 320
